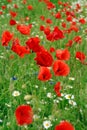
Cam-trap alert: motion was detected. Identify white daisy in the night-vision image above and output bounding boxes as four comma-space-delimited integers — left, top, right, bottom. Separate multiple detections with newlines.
65, 94, 75, 100
65, 94, 71, 99
43, 120, 52, 129
12, 90, 20, 97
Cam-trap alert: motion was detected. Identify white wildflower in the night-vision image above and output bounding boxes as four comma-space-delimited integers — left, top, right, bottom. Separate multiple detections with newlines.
69, 100, 77, 106
26, 101, 31, 104
12, 90, 20, 97
47, 93, 52, 98
35, 85, 39, 88
71, 95, 74, 99
0, 119, 3, 123
66, 85, 73, 89
43, 120, 52, 129
53, 99, 59, 103
65, 94, 71, 99
6, 122, 10, 126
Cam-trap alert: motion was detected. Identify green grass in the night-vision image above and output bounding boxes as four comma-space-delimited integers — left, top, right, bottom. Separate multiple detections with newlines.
0, 0, 87, 130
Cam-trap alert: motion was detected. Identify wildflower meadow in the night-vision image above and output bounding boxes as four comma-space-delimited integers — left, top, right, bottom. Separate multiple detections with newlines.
0, 0, 87, 130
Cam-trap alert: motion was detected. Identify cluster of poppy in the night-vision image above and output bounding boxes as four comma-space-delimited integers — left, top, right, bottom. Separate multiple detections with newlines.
1, 29, 86, 80
0, 0, 87, 129
40, 26, 64, 42
15, 105, 75, 130
1, 30, 70, 81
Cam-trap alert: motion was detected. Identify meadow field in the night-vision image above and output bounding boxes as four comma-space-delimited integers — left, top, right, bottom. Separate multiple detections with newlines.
0, 0, 87, 130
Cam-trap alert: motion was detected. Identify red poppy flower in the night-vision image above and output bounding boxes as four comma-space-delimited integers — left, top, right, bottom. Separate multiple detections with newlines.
1, 30, 13, 46
71, 21, 76, 25
22, 0, 27, 4
65, 40, 73, 47
73, 36, 82, 44
38, 66, 52, 81
66, 15, 72, 22
75, 51, 86, 63
46, 33, 53, 41
55, 12, 61, 19
71, 26, 78, 33
46, 18, 52, 24
35, 50, 53, 67
55, 121, 75, 130
69, 24, 79, 32
58, 1, 63, 5
26, 37, 43, 52
11, 38, 30, 58
40, 25, 45, 31
10, 11, 17, 17
1, 5, 7, 10
27, 5, 33, 10
54, 82, 62, 96
46, 1, 55, 10
56, 49, 70, 60
40, 15, 45, 21
62, 22, 67, 28
49, 47, 55, 53
63, 2, 70, 7
14, 4, 18, 8
53, 60, 70, 76
79, 18, 86, 24
76, 3, 81, 10
17, 24, 31, 35
44, 27, 51, 35
9, 19, 16, 26
15, 105, 33, 126
0, 11, 3, 15
46, 26, 64, 42
52, 26, 64, 41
